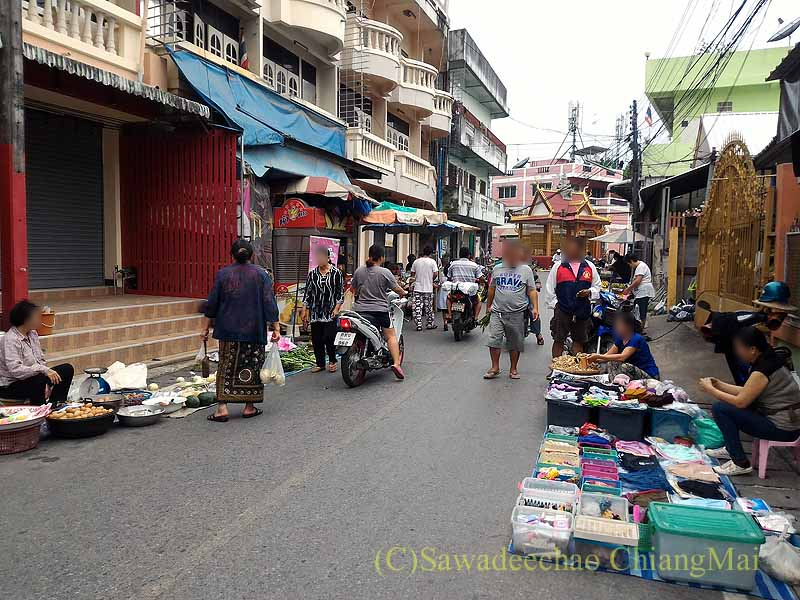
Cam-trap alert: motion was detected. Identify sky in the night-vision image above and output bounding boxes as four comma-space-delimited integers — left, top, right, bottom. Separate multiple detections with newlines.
448, 0, 798, 164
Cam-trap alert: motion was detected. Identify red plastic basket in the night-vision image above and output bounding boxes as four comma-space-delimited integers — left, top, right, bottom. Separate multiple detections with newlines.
0, 423, 42, 455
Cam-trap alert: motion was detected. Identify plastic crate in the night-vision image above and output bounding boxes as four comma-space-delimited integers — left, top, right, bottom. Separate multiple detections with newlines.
582, 466, 619, 481
597, 406, 648, 441
510, 506, 573, 556
581, 448, 619, 463
546, 399, 594, 428
573, 515, 639, 571
544, 433, 579, 444
649, 503, 765, 590
649, 408, 693, 442
578, 493, 629, 521
582, 477, 622, 495
538, 451, 581, 467
518, 479, 579, 513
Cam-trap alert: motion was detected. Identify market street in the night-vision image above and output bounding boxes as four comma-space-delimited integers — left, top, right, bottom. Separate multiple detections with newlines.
3, 303, 723, 600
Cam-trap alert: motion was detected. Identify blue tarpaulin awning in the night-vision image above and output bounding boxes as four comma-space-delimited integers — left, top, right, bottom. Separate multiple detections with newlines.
168, 48, 345, 156
243, 144, 348, 182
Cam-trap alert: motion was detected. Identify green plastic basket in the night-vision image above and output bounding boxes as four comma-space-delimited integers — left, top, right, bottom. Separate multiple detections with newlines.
637, 522, 653, 552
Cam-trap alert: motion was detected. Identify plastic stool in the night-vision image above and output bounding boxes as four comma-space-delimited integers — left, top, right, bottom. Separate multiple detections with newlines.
751, 437, 800, 479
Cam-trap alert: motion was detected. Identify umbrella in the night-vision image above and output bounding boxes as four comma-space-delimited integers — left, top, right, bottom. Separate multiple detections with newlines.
591, 229, 652, 244
362, 201, 448, 226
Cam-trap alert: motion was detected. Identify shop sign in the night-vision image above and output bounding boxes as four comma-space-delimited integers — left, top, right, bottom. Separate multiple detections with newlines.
274, 198, 326, 229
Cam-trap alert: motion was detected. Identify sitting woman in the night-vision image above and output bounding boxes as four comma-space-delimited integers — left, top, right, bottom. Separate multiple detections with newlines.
701, 326, 800, 476
0, 300, 74, 405
589, 312, 660, 380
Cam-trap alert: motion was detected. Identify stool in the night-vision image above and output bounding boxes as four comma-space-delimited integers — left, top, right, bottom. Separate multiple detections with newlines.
751, 437, 800, 479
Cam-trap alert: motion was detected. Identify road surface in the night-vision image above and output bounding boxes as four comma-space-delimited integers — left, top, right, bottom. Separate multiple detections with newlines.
3, 298, 719, 600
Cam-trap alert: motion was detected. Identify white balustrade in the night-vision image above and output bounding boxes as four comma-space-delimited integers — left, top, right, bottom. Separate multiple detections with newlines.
400, 58, 438, 92
23, 0, 140, 60
433, 90, 453, 115
347, 129, 395, 173
353, 17, 402, 57
396, 151, 435, 186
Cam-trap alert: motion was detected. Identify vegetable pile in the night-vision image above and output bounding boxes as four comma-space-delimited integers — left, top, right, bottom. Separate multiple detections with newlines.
280, 345, 316, 373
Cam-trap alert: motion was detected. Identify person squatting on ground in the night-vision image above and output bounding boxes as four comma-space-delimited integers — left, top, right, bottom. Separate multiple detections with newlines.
701, 326, 800, 476
589, 311, 660, 380
484, 239, 539, 380
545, 236, 601, 358
410, 246, 439, 331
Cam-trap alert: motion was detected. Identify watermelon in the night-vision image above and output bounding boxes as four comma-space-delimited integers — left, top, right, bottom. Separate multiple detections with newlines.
185, 396, 200, 409
198, 392, 216, 407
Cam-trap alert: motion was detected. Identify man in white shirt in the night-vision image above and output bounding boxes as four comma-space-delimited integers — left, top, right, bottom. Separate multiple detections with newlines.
622, 253, 656, 330
410, 246, 439, 331
545, 237, 602, 358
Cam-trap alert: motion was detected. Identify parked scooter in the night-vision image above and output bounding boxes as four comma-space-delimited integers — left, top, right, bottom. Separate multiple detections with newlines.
443, 281, 479, 341
335, 292, 408, 387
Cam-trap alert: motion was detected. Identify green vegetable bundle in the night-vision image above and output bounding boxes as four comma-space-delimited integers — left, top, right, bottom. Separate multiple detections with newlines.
280, 345, 318, 372
478, 313, 492, 331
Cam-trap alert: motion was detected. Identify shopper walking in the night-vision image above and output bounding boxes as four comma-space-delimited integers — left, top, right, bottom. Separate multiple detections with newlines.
546, 237, 601, 358
410, 246, 439, 331
203, 239, 280, 422
484, 239, 539, 380
303, 246, 345, 373
622, 253, 655, 330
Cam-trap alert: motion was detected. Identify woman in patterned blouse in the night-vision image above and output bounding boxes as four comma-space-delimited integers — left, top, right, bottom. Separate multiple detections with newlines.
303, 246, 345, 373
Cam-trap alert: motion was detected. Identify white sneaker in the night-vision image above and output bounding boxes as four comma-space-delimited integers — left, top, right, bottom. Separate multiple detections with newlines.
705, 447, 730, 460
713, 460, 753, 476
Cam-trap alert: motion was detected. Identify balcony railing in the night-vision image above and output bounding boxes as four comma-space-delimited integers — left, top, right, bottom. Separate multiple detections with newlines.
23, 0, 142, 70
353, 16, 402, 58
396, 151, 435, 186
346, 128, 395, 173
400, 57, 438, 92
433, 89, 453, 115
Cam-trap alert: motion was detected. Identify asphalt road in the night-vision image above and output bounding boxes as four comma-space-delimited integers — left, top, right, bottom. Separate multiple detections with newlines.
3, 300, 721, 600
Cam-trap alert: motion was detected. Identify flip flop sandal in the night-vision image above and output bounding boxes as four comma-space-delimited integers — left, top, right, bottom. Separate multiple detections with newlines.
207, 414, 229, 422
390, 365, 405, 380
327, 363, 337, 373
242, 408, 263, 419
483, 371, 500, 379
426, 325, 438, 330
537, 336, 545, 346
311, 366, 324, 373
510, 372, 521, 380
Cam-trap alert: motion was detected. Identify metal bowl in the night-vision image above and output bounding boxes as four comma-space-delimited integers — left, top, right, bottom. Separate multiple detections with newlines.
46, 411, 115, 438
84, 394, 123, 413
143, 396, 185, 415
116, 405, 165, 427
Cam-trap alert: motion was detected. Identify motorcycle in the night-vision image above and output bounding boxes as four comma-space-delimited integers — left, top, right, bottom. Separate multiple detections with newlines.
443, 281, 479, 341
334, 292, 408, 388
697, 300, 791, 385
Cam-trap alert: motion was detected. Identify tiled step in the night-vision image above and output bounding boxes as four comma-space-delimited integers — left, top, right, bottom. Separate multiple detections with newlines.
53, 298, 203, 331
41, 314, 207, 354
46, 333, 219, 373
29, 286, 114, 304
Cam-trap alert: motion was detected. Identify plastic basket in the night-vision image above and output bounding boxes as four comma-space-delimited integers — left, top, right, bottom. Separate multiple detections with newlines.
637, 522, 653, 552
544, 433, 579, 444
582, 477, 622, 495
511, 506, 573, 556
518, 479, 579, 513
578, 493, 630, 522
0, 423, 41, 455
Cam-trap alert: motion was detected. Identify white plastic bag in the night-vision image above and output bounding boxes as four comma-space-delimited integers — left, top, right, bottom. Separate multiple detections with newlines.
260, 344, 286, 386
106, 362, 148, 390
195, 343, 206, 362
759, 529, 800, 584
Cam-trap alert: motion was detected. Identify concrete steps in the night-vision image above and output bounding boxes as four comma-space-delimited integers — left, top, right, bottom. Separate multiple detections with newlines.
29, 289, 210, 373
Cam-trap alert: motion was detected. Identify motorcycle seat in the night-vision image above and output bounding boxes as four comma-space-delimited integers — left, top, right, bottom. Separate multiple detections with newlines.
442, 281, 479, 296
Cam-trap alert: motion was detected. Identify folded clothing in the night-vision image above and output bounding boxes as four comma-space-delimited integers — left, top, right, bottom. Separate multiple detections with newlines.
676, 479, 726, 500
615, 440, 654, 456
627, 489, 669, 509
619, 452, 660, 471
619, 465, 670, 492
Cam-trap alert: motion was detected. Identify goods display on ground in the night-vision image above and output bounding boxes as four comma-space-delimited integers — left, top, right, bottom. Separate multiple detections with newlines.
509, 369, 800, 598
0, 340, 314, 454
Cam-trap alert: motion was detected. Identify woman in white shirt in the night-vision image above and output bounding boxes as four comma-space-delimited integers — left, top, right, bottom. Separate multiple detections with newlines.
622, 253, 656, 330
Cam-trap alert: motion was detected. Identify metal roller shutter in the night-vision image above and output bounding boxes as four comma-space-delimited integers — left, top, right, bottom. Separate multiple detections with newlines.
25, 109, 104, 289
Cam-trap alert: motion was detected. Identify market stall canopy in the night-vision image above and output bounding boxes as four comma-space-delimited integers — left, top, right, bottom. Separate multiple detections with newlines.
272, 176, 375, 202
447, 219, 480, 232
591, 229, 652, 244
362, 202, 448, 226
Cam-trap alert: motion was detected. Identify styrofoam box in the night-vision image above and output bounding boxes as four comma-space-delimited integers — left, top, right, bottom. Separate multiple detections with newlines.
510, 506, 573, 556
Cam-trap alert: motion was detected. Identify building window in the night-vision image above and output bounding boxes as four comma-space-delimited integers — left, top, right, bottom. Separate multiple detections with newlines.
223, 35, 239, 65
498, 185, 516, 199
590, 188, 604, 198
681, 120, 689, 128
276, 70, 287, 94
537, 166, 550, 174
468, 174, 476, 191
263, 60, 275, 88
301, 60, 317, 103
479, 180, 487, 195
717, 101, 733, 113
582, 165, 592, 172
535, 182, 552, 191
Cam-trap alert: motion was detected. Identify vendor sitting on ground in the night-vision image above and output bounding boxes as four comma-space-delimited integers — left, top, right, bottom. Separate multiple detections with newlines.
0, 300, 74, 405
589, 312, 660, 380
701, 326, 800, 477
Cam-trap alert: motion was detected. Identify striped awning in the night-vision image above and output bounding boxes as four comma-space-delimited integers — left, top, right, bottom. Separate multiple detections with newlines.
271, 176, 375, 203
23, 43, 210, 118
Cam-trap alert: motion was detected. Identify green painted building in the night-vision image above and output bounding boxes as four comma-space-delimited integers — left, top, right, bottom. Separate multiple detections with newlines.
643, 47, 788, 178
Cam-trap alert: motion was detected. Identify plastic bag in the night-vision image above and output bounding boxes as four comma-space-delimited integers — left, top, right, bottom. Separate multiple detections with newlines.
691, 417, 725, 449
260, 344, 286, 386
195, 343, 206, 362
105, 362, 148, 390
759, 530, 800, 584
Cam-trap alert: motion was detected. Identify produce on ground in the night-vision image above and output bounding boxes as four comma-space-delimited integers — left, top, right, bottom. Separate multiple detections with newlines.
197, 392, 216, 407
185, 396, 200, 409
280, 345, 316, 372
551, 354, 602, 375
48, 404, 113, 420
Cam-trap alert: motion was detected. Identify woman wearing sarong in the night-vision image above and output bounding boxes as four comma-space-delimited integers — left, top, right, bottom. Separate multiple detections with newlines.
202, 239, 280, 422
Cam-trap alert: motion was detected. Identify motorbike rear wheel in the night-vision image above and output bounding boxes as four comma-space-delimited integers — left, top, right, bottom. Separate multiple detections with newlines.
452, 313, 463, 342
341, 337, 367, 388
398, 335, 405, 365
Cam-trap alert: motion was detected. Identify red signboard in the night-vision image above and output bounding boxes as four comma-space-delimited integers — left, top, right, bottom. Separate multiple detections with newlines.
274, 198, 327, 229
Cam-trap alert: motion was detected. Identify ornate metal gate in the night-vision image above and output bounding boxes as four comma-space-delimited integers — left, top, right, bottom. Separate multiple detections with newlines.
697, 138, 765, 306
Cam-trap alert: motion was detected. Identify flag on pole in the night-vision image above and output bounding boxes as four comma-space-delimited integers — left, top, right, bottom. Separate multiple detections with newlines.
239, 30, 249, 69
644, 106, 653, 127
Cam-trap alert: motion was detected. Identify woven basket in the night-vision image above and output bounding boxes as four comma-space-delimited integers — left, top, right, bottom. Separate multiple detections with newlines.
0, 423, 42, 455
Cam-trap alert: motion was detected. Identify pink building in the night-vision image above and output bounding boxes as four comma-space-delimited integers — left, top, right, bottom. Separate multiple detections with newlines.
491, 159, 629, 255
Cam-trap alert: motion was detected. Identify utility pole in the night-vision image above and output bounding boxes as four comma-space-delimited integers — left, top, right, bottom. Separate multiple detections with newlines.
0, 0, 29, 329
629, 100, 640, 234
614, 114, 624, 166
568, 102, 579, 162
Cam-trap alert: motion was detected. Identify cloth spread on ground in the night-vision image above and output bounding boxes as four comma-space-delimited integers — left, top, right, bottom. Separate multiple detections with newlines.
667, 462, 720, 483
